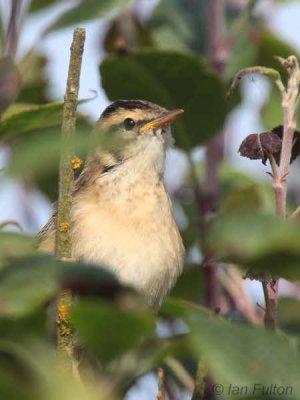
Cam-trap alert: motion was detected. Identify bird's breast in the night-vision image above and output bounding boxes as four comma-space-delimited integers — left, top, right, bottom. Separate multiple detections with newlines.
70, 176, 184, 308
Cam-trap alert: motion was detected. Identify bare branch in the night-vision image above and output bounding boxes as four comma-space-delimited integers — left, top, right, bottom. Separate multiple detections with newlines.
55, 28, 85, 371
157, 368, 166, 400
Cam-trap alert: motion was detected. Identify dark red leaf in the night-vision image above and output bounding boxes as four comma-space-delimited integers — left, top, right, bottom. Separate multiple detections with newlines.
239, 131, 281, 165
239, 126, 300, 165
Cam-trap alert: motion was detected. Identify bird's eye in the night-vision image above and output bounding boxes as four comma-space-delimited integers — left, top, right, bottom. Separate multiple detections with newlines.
123, 118, 136, 130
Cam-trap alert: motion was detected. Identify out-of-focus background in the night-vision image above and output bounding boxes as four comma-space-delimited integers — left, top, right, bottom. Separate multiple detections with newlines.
1, 1, 300, 399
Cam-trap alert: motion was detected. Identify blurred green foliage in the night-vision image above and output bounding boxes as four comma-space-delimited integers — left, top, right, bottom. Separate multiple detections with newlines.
100, 50, 228, 149
47, 0, 131, 32
184, 299, 300, 395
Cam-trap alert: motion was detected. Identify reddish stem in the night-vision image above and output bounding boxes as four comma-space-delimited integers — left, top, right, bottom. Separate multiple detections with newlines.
200, 0, 226, 312
266, 57, 300, 329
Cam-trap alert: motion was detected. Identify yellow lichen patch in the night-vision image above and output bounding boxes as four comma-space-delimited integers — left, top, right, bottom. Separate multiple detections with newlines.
71, 157, 83, 170
59, 222, 69, 232
57, 303, 72, 336
57, 304, 69, 320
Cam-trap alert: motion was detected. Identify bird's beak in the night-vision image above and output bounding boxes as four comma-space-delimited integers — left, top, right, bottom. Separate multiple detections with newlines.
139, 109, 184, 134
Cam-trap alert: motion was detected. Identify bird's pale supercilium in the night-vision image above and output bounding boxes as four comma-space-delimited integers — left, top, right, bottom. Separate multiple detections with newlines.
38, 99, 185, 309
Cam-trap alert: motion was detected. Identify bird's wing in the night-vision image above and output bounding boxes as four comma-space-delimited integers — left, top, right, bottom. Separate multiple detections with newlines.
37, 153, 119, 251
37, 143, 125, 253
37, 205, 57, 253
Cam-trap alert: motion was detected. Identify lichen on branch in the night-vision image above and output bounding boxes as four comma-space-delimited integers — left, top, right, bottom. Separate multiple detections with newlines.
55, 27, 85, 370
55, 27, 85, 260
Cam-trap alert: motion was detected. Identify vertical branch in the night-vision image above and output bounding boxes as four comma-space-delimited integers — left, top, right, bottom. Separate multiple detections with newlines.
277, 56, 300, 213
0, 0, 22, 117
192, 2, 226, 399
263, 56, 300, 329
261, 280, 276, 330
202, 0, 226, 311
55, 28, 85, 369
191, 362, 207, 400
56, 28, 85, 259
230, 60, 300, 330
205, 0, 226, 73
4, 0, 21, 59
157, 368, 165, 400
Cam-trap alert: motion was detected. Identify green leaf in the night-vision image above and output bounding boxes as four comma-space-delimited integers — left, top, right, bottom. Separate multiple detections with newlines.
278, 298, 300, 336
2, 100, 93, 200
151, 0, 205, 54
0, 256, 59, 317
48, 0, 130, 31
28, 0, 60, 13
103, 15, 153, 53
220, 164, 275, 211
0, 233, 35, 261
169, 265, 204, 303
1, 99, 91, 140
220, 185, 264, 214
8, 128, 62, 178
0, 102, 64, 141
206, 210, 300, 281
0, 369, 32, 400
188, 162, 275, 212
0, 253, 119, 317
8, 123, 92, 179
59, 261, 121, 299
179, 299, 300, 397
223, 22, 256, 81
161, 297, 207, 320
0, 309, 48, 342
0, 340, 107, 400
17, 51, 50, 104
71, 299, 155, 364
100, 50, 228, 149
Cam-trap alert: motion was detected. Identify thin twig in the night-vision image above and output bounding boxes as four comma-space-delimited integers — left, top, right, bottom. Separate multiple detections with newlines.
202, 0, 226, 315
218, 265, 263, 326
0, 0, 22, 117
192, 1, 227, 398
269, 155, 283, 216
228, 66, 282, 97
191, 362, 208, 400
276, 56, 300, 214
0, 220, 23, 231
157, 368, 165, 400
230, 56, 300, 329
164, 356, 195, 392
289, 205, 300, 221
263, 55, 300, 330
4, 0, 21, 59
191, 2, 227, 398
55, 27, 85, 259
55, 28, 86, 371
261, 280, 276, 330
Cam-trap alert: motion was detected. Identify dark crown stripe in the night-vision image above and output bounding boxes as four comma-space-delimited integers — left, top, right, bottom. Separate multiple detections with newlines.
101, 100, 151, 118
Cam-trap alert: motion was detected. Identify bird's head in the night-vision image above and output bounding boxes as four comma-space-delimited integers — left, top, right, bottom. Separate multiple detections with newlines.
93, 100, 183, 174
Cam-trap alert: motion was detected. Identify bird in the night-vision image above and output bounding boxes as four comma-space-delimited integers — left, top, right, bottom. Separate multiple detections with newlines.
38, 99, 185, 309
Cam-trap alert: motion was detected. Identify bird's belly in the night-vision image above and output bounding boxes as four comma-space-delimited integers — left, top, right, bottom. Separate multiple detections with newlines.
70, 200, 184, 308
